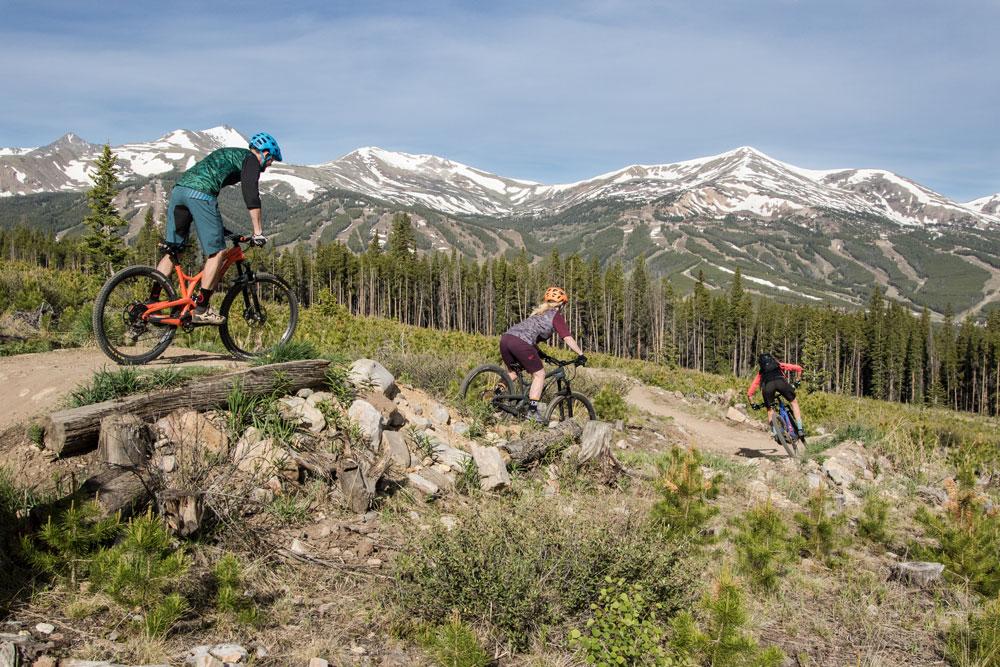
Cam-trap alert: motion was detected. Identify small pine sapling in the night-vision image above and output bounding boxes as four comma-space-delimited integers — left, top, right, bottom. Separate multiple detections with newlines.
733, 501, 797, 592
651, 447, 722, 541
20, 502, 121, 586
794, 482, 848, 565
856, 491, 894, 547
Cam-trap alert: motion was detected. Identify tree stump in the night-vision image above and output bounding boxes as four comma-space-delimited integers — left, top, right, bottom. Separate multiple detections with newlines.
98, 413, 152, 467
578, 421, 613, 463
158, 490, 209, 537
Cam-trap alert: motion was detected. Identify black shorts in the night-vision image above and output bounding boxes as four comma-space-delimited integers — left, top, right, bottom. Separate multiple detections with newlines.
500, 334, 543, 374
762, 378, 796, 408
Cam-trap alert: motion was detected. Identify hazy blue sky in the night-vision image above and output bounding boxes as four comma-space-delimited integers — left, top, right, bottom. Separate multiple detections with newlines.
3, 0, 998, 200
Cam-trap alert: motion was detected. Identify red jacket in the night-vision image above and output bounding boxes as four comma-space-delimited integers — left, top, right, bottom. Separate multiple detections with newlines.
747, 362, 803, 399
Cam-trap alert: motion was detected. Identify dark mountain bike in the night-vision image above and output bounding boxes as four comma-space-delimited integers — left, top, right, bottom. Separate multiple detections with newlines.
460, 351, 595, 423
752, 390, 806, 458
93, 233, 298, 365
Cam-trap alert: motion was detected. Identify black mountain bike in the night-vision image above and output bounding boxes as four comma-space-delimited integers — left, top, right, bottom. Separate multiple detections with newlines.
93, 233, 298, 365
752, 389, 806, 458
460, 351, 595, 423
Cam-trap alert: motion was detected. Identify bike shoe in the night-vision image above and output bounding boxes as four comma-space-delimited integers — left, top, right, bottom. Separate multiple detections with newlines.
527, 408, 547, 424
191, 307, 226, 325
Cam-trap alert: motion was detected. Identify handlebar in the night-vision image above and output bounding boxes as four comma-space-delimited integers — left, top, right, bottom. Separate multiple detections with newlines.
539, 351, 586, 368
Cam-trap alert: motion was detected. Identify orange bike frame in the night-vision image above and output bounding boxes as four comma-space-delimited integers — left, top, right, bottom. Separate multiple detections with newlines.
141, 245, 246, 327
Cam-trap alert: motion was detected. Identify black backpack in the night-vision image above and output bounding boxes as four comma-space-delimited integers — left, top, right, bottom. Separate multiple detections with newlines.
759, 353, 781, 376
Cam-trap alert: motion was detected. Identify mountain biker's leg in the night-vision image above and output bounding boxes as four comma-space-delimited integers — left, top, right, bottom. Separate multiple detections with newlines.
151, 195, 193, 300
187, 197, 228, 321
499, 335, 522, 387
776, 379, 804, 433
503, 336, 546, 418
790, 398, 804, 433
762, 383, 778, 436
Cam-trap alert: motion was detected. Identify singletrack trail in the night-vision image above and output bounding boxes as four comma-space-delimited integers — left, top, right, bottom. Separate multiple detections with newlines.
626, 383, 788, 459
0, 346, 245, 430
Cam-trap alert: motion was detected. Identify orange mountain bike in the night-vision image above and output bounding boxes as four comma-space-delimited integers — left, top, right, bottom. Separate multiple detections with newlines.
93, 233, 298, 364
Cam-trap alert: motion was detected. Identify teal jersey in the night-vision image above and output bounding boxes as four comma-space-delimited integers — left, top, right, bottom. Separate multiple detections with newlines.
176, 147, 255, 197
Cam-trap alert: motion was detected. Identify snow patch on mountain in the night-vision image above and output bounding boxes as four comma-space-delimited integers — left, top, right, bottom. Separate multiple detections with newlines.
261, 171, 320, 200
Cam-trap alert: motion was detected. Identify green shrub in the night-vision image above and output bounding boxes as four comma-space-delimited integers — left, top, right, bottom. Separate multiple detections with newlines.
593, 384, 628, 423
324, 362, 357, 406
417, 614, 492, 667
569, 577, 668, 665
913, 472, 1000, 597
26, 423, 44, 446
669, 569, 785, 667
455, 456, 482, 497
89, 511, 188, 638
733, 502, 797, 592
382, 350, 466, 398
650, 447, 721, 541
20, 501, 121, 585
392, 493, 689, 651
794, 483, 848, 565
267, 493, 311, 525
857, 492, 893, 546
946, 596, 1000, 667
214, 553, 259, 626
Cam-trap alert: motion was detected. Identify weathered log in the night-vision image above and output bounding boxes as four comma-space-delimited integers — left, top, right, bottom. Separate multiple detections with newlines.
98, 413, 152, 467
43, 359, 331, 457
157, 490, 209, 537
289, 450, 339, 480
499, 420, 583, 466
84, 467, 154, 518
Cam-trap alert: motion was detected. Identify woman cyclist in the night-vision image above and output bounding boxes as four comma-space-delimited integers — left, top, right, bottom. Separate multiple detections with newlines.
747, 352, 804, 436
500, 286, 586, 422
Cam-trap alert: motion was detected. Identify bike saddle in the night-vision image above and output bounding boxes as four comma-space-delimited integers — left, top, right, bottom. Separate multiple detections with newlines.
157, 240, 188, 255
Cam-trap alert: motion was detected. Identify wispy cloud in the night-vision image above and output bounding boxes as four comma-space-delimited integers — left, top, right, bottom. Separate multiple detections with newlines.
2, 0, 998, 199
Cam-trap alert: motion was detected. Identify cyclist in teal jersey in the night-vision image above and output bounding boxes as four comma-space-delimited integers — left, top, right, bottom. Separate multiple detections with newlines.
151, 132, 282, 324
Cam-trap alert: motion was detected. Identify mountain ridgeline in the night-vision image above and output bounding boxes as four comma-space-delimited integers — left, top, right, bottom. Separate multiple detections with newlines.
1, 127, 999, 318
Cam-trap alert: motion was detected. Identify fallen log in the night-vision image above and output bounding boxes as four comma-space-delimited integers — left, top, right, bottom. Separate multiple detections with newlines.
43, 359, 331, 457
29, 465, 155, 525
499, 420, 582, 467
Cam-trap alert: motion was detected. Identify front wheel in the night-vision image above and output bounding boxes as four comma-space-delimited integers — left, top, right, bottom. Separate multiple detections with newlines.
772, 415, 797, 459
545, 392, 596, 424
93, 265, 177, 365
219, 273, 298, 360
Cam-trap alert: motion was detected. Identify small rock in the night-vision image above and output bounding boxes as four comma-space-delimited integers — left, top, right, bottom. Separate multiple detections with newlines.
251, 487, 274, 504
355, 538, 375, 559
309, 659, 330, 667
306, 390, 334, 407
614, 419, 625, 431
364, 510, 379, 522
430, 404, 450, 426
726, 406, 751, 424
350, 645, 366, 655
348, 399, 384, 449
0, 643, 16, 667
34, 623, 54, 635
432, 440, 472, 472
440, 515, 458, 531
193, 656, 224, 667
806, 473, 823, 491
349, 359, 398, 398
318, 602, 336, 617
916, 485, 948, 506
366, 558, 382, 566
160, 454, 177, 473
290, 538, 310, 556
420, 466, 456, 492
155, 409, 229, 453
407, 472, 440, 496
297, 387, 314, 398
277, 396, 326, 432
381, 431, 411, 469
822, 459, 855, 487
410, 416, 431, 429
32, 656, 58, 667
451, 421, 470, 437
892, 561, 945, 587
412, 404, 424, 416
210, 644, 248, 663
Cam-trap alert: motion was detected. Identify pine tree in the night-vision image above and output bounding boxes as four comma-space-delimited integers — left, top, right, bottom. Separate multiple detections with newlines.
83, 144, 128, 274
134, 207, 161, 265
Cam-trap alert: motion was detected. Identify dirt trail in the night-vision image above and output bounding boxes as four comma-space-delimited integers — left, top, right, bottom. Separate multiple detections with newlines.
626, 383, 788, 459
0, 346, 245, 430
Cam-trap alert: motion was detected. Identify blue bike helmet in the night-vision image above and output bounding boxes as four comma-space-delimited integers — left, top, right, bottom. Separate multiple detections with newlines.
249, 132, 282, 162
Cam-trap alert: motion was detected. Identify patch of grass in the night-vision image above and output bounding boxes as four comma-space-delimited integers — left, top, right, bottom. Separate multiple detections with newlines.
455, 456, 481, 497
267, 494, 311, 525
392, 492, 691, 651
856, 491, 894, 547
67, 366, 215, 407
946, 595, 1000, 667
324, 362, 357, 406
26, 423, 44, 446
250, 340, 321, 365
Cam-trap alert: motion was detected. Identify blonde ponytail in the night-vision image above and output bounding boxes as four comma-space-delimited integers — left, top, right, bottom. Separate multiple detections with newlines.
530, 300, 562, 317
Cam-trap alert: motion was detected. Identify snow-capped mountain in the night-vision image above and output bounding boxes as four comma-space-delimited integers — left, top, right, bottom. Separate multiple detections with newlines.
1, 128, 997, 230
0, 126, 246, 197
966, 194, 1000, 217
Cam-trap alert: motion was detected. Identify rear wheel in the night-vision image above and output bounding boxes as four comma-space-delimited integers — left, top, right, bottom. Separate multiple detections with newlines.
460, 365, 517, 416
219, 273, 298, 360
545, 392, 596, 424
93, 266, 176, 365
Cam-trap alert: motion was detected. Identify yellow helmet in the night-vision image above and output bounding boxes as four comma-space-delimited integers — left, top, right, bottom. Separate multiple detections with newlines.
544, 286, 568, 304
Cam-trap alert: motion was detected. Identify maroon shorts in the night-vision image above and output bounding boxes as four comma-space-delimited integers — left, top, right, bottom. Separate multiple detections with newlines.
500, 334, 543, 373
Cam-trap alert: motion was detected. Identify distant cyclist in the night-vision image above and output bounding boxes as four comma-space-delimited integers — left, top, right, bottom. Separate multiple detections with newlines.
500, 286, 586, 422
747, 352, 804, 436
150, 132, 282, 324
